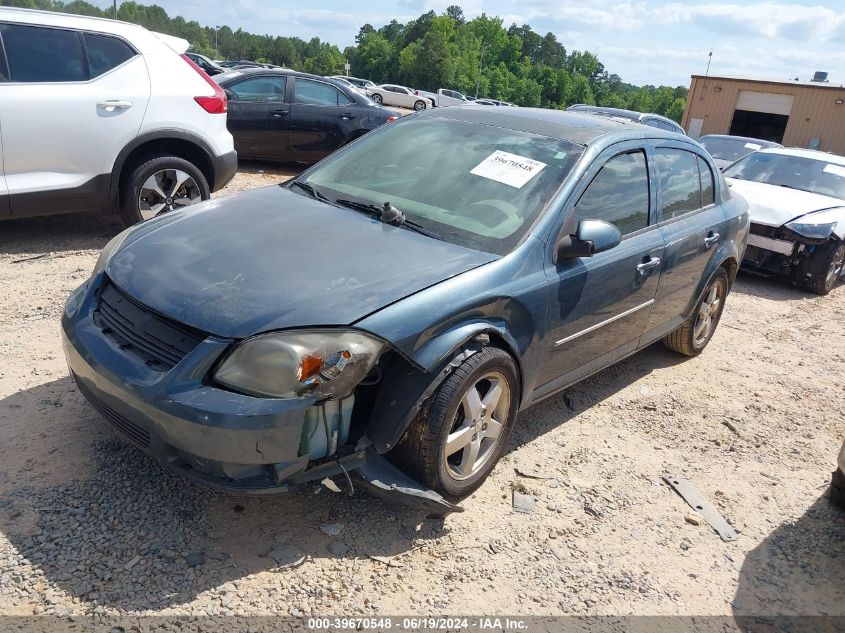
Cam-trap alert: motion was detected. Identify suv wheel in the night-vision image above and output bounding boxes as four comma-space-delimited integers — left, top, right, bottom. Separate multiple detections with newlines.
119, 155, 210, 226
392, 346, 519, 501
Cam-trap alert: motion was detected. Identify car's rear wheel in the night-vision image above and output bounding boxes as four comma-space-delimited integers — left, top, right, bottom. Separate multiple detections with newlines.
392, 346, 519, 501
414, 99, 426, 111
663, 268, 729, 356
372, 93, 383, 105
830, 469, 845, 509
799, 240, 845, 295
119, 155, 210, 227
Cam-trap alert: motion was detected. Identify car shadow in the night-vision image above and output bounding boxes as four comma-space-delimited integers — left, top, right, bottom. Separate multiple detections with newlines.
0, 212, 121, 257
731, 270, 825, 302
0, 341, 686, 612
0, 376, 447, 613
732, 494, 845, 631
509, 341, 687, 452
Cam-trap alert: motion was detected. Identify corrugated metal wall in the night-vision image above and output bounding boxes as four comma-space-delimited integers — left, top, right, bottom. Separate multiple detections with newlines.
682, 75, 845, 155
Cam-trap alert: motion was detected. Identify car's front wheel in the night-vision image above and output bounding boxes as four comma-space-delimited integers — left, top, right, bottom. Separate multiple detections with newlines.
119, 155, 209, 227
414, 99, 427, 111
663, 267, 729, 356
392, 346, 519, 500
800, 239, 845, 295
372, 93, 383, 105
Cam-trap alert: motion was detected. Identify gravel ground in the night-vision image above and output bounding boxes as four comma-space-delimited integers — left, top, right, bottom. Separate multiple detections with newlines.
0, 163, 843, 625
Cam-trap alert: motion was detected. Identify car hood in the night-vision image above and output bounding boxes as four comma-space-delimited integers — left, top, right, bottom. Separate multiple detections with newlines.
106, 186, 496, 339
726, 178, 845, 227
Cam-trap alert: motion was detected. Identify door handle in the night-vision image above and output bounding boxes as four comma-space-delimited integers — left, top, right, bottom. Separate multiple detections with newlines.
272, 110, 290, 118
340, 112, 356, 120
97, 100, 132, 112
704, 232, 720, 249
636, 256, 661, 273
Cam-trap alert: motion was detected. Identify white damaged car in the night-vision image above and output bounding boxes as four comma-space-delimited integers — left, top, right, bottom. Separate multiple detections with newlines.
725, 148, 845, 295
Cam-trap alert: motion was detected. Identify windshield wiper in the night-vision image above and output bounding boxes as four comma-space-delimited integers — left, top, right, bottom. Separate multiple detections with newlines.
334, 199, 441, 239
289, 180, 329, 202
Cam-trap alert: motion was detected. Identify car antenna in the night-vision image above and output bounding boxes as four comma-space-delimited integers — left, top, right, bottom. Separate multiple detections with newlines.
381, 201, 405, 225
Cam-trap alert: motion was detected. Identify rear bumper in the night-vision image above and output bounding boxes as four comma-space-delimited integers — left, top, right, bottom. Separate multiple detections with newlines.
210, 150, 237, 192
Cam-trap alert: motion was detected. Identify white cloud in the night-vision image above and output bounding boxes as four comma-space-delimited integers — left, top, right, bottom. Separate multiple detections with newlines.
657, 2, 845, 41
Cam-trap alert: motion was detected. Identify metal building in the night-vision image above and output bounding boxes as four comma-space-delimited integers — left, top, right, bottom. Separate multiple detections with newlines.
681, 73, 845, 155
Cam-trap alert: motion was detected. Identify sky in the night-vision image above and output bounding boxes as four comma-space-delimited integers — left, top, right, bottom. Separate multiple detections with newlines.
94, 0, 845, 87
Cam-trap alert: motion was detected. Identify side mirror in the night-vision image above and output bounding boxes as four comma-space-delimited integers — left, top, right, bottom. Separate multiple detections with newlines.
554, 219, 622, 263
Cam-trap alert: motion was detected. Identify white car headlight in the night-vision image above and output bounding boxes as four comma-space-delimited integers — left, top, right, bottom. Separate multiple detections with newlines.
215, 330, 384, 399
785, 219, 837, 240
91, 228, 133, 279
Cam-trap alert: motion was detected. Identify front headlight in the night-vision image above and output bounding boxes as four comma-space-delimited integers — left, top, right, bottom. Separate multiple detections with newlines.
91, 228, 133, 279
215, 330, 384, 399
785, 219, 837, 240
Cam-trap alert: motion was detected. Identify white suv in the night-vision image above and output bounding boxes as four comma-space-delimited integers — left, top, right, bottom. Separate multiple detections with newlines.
0, 8, 236, 226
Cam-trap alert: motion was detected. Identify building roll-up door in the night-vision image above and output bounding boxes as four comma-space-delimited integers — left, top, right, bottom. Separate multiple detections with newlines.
735, 91, 794, 115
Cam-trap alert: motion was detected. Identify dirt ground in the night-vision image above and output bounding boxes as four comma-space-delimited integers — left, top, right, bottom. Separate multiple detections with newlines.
0, 162, 843, 624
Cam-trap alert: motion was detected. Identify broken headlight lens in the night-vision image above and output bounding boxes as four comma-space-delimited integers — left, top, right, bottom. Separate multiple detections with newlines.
785, 219, 837, 240
214, 330, 383, 399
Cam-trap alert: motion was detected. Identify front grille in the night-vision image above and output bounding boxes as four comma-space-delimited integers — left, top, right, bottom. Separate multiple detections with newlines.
93, 278, 207, 370
73, 374, 151, 449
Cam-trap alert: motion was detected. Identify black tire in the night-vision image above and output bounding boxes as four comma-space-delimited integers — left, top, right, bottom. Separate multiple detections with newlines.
392, 346, 519, 501
119, 154, 210, 227
372, 93, 383, 105
413, 99, 426, 111
663, 267, 729, 357
798, 240, 845, 296
831, 469, 845, 509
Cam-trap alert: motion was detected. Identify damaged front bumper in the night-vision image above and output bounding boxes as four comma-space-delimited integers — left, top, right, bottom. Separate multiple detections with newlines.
742, 222, 831, 278
61, 280, 457, 512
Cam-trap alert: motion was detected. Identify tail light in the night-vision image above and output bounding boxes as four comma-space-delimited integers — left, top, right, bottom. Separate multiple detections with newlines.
386, 116, 399, 123
414, 89, 419, 95
181, 54, 227, 114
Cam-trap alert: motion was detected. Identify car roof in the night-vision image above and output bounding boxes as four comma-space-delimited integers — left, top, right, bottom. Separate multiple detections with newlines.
414, 106, 683, 146
0, 6, 143, 36
700, 134, 781, 146
757, 147, 845, 166
568, 104, 682, 127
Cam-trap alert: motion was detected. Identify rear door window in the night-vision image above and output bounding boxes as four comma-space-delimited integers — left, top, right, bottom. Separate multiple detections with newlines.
574, 151, 650, 236
1, 24, 86, 82
655, 148, 703, 221
83, 33, 136, 78
697, 156, 715, 206
295, 78, 342, 106
228, 76, 287, 102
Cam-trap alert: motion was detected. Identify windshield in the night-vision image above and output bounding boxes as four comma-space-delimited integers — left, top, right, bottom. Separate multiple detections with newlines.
724, 152, 845, 200
298, 117, 584, 255
701, 137, 766, 162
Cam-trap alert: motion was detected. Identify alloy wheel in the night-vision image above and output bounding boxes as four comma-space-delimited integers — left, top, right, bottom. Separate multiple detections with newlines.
826, 245, 845, 289
443, 371, 510, 480
693, 279, 724, 346
138, 169, 202, 221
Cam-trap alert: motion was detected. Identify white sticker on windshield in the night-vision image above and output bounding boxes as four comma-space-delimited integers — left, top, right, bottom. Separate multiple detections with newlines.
470, 150, 547, 189
744, 142, 762, 150
823, 164, 845, 178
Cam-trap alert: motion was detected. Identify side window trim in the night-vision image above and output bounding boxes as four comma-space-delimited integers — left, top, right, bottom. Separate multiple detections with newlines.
82, 31, 140, 80
0, 21, 138, 84
572, 147, 652, 240
652, 142, 718, 226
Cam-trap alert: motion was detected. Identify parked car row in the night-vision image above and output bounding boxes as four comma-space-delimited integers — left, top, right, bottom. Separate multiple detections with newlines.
216, 68, 399, 164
